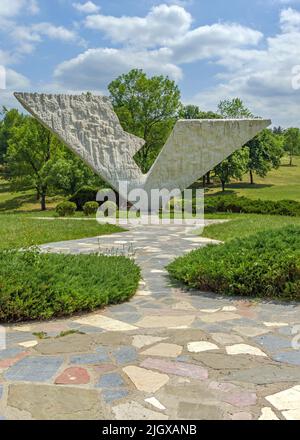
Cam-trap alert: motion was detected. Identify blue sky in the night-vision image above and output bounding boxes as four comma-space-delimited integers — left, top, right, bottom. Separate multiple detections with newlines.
0, 0, 300, 126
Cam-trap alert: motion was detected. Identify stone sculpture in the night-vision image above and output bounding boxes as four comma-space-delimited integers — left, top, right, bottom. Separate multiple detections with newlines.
14, 92, 271, 207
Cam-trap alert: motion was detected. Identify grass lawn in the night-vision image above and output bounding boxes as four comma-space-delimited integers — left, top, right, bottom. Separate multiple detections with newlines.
202, 213, 300, 241
0, 213, 123, 250
205, 156, 300, 202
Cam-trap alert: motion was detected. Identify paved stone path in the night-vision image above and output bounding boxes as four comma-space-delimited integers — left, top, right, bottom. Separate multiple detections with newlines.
1, 222, 300, 420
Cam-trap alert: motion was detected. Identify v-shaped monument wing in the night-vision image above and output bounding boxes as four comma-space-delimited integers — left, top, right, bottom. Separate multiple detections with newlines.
14, 93, 271, 198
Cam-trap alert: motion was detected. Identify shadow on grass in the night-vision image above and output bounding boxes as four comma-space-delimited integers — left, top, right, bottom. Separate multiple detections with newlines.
0, 193, 39, 212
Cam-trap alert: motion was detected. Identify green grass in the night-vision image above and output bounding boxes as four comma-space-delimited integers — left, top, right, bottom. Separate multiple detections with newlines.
168, 226, 300, 301
0, 212, 123, 250
0, 250, 140, 322
202, 213, 300, 241
205, 156, 300, 202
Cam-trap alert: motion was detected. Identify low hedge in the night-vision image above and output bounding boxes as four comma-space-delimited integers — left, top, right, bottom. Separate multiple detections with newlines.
204, 195, 300, 217
0, 250, 140, 322
56, 201, 77, 217
167, 226, 300, 301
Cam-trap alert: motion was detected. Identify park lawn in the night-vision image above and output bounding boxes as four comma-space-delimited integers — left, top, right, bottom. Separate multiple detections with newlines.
202, 213, 300, 241
205, 156, 300, 202
0, 212, 124, 250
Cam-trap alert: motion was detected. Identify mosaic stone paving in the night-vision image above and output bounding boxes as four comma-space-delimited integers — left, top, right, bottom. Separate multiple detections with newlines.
0, 222, 300, 420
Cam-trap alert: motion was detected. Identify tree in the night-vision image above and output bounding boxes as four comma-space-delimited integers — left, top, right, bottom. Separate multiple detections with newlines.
0, 107, 23, 164
214, 149, 249, 191
6, 117, 62, 210
108, 69, 181, 173
246, 129, 284, 184
284, 128, 300, 166
218, 98, 254, 119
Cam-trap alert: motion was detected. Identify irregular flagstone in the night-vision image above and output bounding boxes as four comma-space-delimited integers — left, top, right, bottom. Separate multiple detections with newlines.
282, 409, 300, 420
70, 351, 109, 365
4, 356, 64, 382
74, 315, 137, 331
136, 315, 195, 329
222, 391, 257, 408
231, 412, 252, 420
263, 322, 289, 328
92, 332, 132, 346
112, 401, 168, 420
0, 347, 24, 360
226, 344, 267, 357
211, 333, 243, 345
140, 358, 208, 380
97, 372, 125, 388
187, 341, 219, 353
199, 308, 220, 314
192, 352, 267, 370
7, 384, 109, 420
0, 351, 29, 369
0, 384, 3, 399
93, 364, 116, 375
178, 401, 224, 420
259, 407, 280, 420
55, 367, 90, 385
272, 351, 300, 366
172, 301, 196, 311
233, 326, 270, 337
34, 334, 94, 355
132, 335, 167, 349
102, 389, 129, 403
123, 366, 169, 393
265, 386, 300, 411
200, 311, 241, 323
145, 397, 166, 411
113, 346, 137, 365
254, 334, 292, 353
18, 340, 38, 348
141, 343, 183, 358
224, 365, 300, 384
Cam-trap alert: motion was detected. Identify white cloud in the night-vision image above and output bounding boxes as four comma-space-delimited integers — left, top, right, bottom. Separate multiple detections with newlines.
0, 0, 39, 17
73, 1, 100, 14
32, 23, 79, 42
280, 7, 300, 31
54, 47, 182, 90
85, 4, 192, 48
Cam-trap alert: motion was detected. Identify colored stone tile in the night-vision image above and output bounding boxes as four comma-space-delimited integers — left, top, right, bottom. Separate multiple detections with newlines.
282, 409, 300, 420
233, 326, 270, 337
18, 340, 38, 348
226, 344, 267, 357
187, 341, 219, 353
55, 367, 90, 385
93, 364, 116, 375
266, 386, 300, 411
259, 407, 279, 420
74, 315, 137, 331
113, 346, 137, 365
97, 372, 125, 388
254, 334, 292, 353
272, 351, 300, 366
211, 333, 243, 345
141, 343, 182, 358
112, 401, 168, 420
5, 356, 63, 382
200, 311, 241, 323
102, 389, 128, 403
140, 357, 208, 380
70, 351, 109, 365
136, 315, 195, 329
145, 397, 166, 411
222, 391, 257, 407
123, 366, 169, 393
224, 365, 300, 384
0, 347, 24, 360
231, 412, 252, 420
0, 351, 29, 369
132, 335, 167, 349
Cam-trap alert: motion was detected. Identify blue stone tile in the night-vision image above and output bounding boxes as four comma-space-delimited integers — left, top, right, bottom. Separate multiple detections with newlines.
102, 388, 128, 403
71, 351, 109, 365
0, 347, 24, 360
273, 351, 300, 366
4, 356, 63, 382
97, 372, 125, 388
113, 346, 137, 365
254, 334, 292, 353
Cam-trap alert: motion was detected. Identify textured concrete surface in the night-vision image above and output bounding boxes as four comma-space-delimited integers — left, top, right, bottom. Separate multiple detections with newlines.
0, 222, 299, 420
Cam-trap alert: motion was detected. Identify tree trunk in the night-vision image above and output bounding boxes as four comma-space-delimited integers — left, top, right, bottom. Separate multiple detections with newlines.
41, 193, 46, 211
221, 180, 225, 192
250, 169, 254, 185
206, 171, 211, 185
202, 175, 206, 188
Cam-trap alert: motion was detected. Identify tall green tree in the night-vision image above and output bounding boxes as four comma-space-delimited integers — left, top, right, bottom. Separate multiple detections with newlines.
214, 149, 250, 192
0, 108, 24, 164
218, 98, 254, 119
284, 128, 300, 166
6, 117, 63, 210
246, 129, 283, 184
108, 69, 181, 173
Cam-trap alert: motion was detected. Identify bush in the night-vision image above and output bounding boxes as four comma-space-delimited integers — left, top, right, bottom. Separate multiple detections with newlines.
69, 186, 98, 211
0, 250, 140, 322
56, 201, 77, 217
83, 201, 99, 216
167, 226, 300, 301
204, 194, 300, 217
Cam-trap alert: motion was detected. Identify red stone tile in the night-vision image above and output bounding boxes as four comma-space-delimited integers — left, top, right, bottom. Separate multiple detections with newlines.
55, 367, 90, 385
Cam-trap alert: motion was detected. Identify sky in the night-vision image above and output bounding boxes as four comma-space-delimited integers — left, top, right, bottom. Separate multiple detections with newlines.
0, 0, 300, 127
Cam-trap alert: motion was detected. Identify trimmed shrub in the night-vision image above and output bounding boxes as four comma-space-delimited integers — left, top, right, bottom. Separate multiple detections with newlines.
56, 201, 76, 217
69, 186, 98, 211
0, 250, 140, 322
83, 201, 99, 216
167, 225, 300, 301
204, 194, 300, 217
